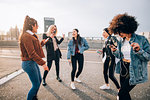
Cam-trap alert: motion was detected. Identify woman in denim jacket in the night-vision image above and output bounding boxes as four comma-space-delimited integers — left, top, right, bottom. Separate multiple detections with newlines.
67, 29, 89, 89
109, 13, 150, 100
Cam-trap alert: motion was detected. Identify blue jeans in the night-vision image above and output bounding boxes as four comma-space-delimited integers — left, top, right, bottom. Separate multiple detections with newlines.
22, 61, 42, 100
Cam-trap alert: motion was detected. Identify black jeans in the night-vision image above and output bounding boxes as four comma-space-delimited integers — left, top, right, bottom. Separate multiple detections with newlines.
43, 57, 60, 81
118, 61, 136, 100
103, 57, 120, 89
71, 53, 84, 82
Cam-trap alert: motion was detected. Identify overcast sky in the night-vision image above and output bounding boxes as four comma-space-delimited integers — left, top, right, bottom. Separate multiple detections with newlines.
0, 0, 149, 37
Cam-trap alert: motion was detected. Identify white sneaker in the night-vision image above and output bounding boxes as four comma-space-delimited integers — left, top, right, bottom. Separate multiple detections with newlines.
99, 84, 110, 89
117, 96, 119, 100
74, 78, 81, 83
70, 82, 76, 90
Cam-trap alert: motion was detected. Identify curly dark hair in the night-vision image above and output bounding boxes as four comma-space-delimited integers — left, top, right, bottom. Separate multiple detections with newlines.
108, 13, 139, 34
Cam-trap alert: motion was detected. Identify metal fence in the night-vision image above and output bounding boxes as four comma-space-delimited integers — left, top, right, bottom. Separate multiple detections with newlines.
0, 37, 104, 50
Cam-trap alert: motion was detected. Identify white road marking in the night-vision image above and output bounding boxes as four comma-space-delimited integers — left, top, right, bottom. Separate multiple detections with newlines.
0, 69, 24, 85
61, 59, 102, 64
0, 55, 149, 86
0, 55, 102, 85
0, 55, 103, 64
0, 55, 20, 59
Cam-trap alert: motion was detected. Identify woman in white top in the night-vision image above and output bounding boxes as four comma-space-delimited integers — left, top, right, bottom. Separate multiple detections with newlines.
109, 13, 150, 100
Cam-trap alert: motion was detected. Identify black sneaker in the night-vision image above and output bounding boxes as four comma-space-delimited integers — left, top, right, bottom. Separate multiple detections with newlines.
56, 77, 62, 82
42, 79, 47, 86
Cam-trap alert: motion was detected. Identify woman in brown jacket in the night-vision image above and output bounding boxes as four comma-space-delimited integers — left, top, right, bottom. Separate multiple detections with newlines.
19, 15, 49, 100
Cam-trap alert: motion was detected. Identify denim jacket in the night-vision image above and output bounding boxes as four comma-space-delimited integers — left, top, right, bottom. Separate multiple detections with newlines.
67, 37, 89, 59
113, 33, 150, 85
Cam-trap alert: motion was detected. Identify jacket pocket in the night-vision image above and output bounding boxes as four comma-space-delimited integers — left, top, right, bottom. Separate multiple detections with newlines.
135, 62, 143, 82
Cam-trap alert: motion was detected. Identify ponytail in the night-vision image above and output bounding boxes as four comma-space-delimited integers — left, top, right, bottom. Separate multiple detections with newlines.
19, 15, 37, 43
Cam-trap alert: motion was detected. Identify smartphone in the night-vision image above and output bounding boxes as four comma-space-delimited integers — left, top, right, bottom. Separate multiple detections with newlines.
45, 38, 49, 43
54, 30, 56, 34
96, 50, 102, 54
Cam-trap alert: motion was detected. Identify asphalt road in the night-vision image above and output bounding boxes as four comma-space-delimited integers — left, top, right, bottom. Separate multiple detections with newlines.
0, 48, 150, 100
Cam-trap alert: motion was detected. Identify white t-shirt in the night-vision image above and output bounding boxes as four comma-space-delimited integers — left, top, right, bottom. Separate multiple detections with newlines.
121, 39, 131, 60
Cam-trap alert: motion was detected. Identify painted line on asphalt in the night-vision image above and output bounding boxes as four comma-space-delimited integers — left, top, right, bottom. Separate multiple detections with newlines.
0, 55, 103, 64
0, 69, 24, 85
0, 55, 20, 59
61, 59, 102, 64
0, 55, 149, 65
0, 55, 102, 85
0, 55, 149, 86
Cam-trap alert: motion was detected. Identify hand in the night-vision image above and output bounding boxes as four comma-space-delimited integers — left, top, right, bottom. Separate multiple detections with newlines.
41, 39, 46, 46
42, 64, 49, 71
41, 38, 49, 46
131, 43, 140, 52
68, 59, 71, 63
97, 49, 103, 54
109, 45, 117, 52
78, 51, 80, 53
62, 34, 65, 38
68, 59, 71, 66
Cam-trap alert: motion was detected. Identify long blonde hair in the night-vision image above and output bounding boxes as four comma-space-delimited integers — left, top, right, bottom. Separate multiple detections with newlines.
19, 15, 37, 42
46, 25, 58, 36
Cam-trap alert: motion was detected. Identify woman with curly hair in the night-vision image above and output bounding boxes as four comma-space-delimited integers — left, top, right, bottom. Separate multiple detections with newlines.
108, 13, 150, 100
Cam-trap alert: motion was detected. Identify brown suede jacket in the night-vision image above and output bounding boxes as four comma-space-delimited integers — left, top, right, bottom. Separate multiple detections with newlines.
20, 32, 46, 66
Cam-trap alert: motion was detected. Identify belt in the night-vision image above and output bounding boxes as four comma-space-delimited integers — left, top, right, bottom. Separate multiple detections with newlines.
123, 58, 131, 63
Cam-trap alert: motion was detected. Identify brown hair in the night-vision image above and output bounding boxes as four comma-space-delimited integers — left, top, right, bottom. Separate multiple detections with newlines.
19, 15, 38, 42
108, 13, 139, 35
73, 28, 82, 46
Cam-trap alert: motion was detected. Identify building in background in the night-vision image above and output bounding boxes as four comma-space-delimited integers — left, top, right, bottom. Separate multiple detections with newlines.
139, 32, 150, 42
0, 30, 5, 40
68, 32, 72, 39
7, 26, 20, 40
44, 17, 55, 32
0, 26, 19, 41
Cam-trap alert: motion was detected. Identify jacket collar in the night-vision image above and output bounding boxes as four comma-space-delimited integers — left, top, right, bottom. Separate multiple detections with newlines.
129, 33, 136, 43
26, 30, 34, 35
26, 30, 38, 39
